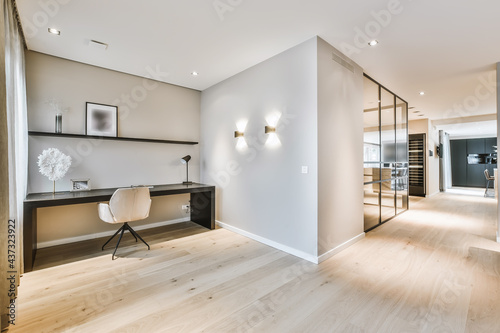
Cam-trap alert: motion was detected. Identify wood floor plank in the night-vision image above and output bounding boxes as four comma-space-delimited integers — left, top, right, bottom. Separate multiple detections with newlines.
8, 192, 500, 333
465, 247, 500, 332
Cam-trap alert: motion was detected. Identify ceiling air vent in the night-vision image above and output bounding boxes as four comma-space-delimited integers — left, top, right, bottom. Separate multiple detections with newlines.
89, 40, 108, 50
331, 50, 354, 73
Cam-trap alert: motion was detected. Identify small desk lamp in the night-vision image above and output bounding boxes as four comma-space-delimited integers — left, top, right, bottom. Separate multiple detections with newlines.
181, 155, 193, 185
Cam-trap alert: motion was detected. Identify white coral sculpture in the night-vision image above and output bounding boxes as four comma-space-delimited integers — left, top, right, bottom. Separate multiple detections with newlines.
37, 148, 72, 182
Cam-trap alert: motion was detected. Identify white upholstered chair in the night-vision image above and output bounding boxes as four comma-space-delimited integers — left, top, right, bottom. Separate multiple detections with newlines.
98, 187, 152, 259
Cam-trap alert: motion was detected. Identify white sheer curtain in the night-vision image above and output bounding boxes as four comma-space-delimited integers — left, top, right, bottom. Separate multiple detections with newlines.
4, 0, 28, 274
442, 132, 452, 190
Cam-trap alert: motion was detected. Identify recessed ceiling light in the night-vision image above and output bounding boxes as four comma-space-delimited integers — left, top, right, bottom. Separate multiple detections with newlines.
419, 91, 425, 96
368, 40, 379, 46
191, 71, 199, 76
413, 110, 421, 113
418, 114, 424, 117
408, 107, 415, 109
48, 28, 60, 35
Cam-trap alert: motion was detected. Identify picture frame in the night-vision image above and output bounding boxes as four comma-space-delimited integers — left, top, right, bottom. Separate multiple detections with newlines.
71, 179, 91, 192
86, 102, 118, 137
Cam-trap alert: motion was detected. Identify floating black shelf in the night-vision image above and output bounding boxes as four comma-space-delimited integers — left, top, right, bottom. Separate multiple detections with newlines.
28, 131, 198, 145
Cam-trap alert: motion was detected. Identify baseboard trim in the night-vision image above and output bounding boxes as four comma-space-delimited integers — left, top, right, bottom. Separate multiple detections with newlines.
37, 217, 190, 249
216, 220, 318, 264
317, 233, 365, 263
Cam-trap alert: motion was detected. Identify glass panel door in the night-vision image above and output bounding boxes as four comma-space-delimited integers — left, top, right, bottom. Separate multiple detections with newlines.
363, 76, 381, 230
396, 97, 408, 213
363, 75, 408, 231
380, 88, 396, 221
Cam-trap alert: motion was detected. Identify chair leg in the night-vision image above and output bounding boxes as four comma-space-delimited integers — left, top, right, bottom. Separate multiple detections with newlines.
126, 223, 138, 242
112, 227, 126, 260
102, 223, 150, 260
485, 179, 492, 197
125, 224, 150, 250
102, 225, 125, 250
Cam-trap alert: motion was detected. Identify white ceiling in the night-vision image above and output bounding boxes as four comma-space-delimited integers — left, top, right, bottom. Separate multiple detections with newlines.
436, 120, 497, 139
16, 0, 499, 123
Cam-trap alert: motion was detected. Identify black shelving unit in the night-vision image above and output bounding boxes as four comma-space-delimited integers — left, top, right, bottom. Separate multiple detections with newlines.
28, 131, 198, 145
409, 133, 425, 196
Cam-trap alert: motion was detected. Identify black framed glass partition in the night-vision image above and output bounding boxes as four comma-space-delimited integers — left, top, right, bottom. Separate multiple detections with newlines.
363, 74, 408, 232
363, 75, 381, 230
395, 97, 408, 214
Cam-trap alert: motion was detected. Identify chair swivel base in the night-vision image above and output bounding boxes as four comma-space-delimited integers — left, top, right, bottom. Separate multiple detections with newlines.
102, 222, 150, 260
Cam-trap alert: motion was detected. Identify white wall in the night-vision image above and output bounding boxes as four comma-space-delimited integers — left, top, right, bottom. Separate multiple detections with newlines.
427, 120, 440, 196
26, 51, 201, 245
201, 37, 366, 262
317, 38, 364, 258
201, 37, 319, 260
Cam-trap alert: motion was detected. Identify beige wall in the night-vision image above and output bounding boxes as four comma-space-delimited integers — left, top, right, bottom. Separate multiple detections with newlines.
25, 51, 201, 246
317, 37, 364, 258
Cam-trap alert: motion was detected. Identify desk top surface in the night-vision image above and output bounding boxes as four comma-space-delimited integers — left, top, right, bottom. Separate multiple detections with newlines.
25, 183, 215, 204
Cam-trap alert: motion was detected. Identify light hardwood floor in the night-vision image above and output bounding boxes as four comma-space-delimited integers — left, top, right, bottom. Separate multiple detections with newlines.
8, 192, 500, 332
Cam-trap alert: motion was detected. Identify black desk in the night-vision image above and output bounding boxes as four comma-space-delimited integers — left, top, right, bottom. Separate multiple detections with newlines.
23, 183, 215, 272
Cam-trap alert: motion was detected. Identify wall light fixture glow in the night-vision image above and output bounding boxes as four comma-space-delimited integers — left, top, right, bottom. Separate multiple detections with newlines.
265, 132, 281, 148
264, 125, 281, 148
235, 119, 248, 151
236, 136, 247, 150
264, 112, 282, 148
265, 112, 281, 128
48, 28, 60, 35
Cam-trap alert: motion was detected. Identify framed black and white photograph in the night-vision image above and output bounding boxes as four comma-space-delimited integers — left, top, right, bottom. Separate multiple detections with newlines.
71, 179, 91, 192
86, 102, 118, 137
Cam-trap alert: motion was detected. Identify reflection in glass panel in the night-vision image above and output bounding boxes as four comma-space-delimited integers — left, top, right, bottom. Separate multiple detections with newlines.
364, 75, 380, 163
396, 177, 408, 214
364, 182, 380, 230
380, 180, 396, 221
396, 97, 408, 163
364, 162, 381, 183
396, 96, 409, 214
381, 89, 395, 188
